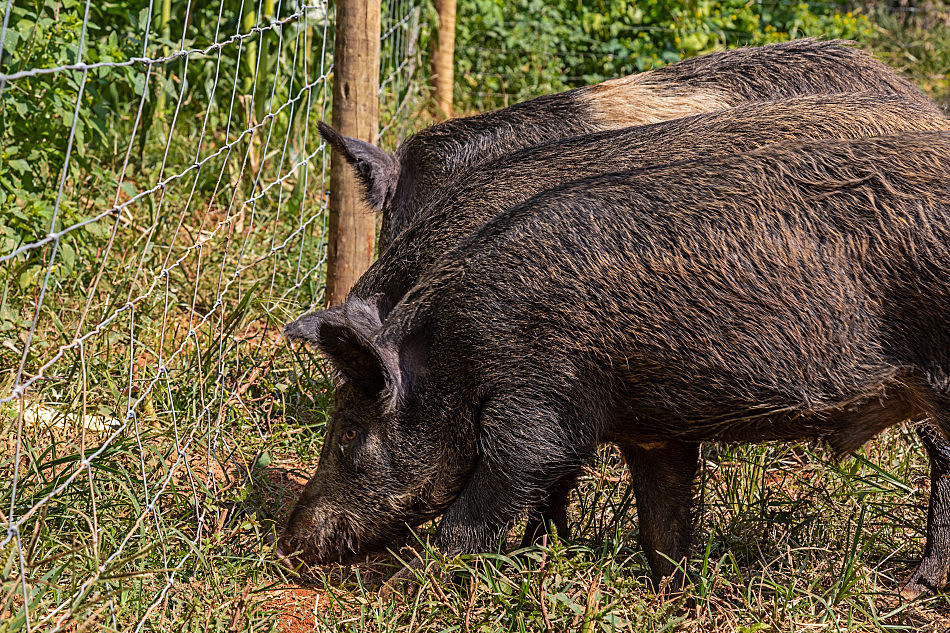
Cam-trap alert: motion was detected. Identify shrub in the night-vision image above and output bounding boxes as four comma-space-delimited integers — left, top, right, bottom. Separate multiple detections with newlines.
454, 0, 874, 112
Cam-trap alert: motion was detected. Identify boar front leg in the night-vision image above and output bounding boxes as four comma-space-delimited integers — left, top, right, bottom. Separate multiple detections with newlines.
619, 440, 699, 593
434, 461, 586, 559
434, 408, 596, 559
902, 423, 950, 599
382, 445, 580, 597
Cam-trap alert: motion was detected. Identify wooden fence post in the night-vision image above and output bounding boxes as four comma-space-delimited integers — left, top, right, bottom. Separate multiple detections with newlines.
326, 0, 381, 307
431, 0, 456, 118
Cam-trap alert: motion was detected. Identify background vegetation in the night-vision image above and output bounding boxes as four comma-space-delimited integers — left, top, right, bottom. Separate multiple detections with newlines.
454, 0, 950, 112
2, 0, 949, 630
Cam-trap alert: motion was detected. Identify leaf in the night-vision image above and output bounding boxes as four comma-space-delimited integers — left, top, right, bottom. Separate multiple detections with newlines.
120, 182, 138, 198
85, 221, 111, 239
3, 29, 20, 54
73, 120, 86, 155
59, 241, 76, 271
253, 452, 271, 470
8, 159, 29, 175
18, 266, 39, 290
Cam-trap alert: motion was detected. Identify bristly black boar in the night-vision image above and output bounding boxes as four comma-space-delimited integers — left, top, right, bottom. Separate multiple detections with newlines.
332, 95, 949, 550
279, 131, 950, 598
291, 94, 950, 593
317, 38, 939, 249
302, 92, 950, 554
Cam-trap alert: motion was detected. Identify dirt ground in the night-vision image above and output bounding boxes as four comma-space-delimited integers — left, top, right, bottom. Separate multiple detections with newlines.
263, 586, 327, 633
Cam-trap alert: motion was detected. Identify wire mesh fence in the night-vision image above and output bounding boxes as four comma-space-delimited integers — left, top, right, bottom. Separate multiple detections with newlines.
4, 0, 950, 628
379, 0, 424, 146
0, 0, 425, 629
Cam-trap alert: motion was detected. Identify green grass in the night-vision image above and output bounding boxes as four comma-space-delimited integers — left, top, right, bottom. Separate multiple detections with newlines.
0, 103, 334, 630
864, 4, 950, 111
7, 405, 949, 631
0, 345, 332, 632
263, 434, 949, 633
4, 4, 950, 630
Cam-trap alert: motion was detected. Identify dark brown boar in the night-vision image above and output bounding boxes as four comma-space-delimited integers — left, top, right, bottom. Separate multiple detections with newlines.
318, 38, 940, 249
279, 131, 950, 598
347, 94, 948, 317
339, 93, 950, 556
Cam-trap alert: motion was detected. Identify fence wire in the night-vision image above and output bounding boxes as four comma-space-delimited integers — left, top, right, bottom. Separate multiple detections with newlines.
0, 0, 424, 629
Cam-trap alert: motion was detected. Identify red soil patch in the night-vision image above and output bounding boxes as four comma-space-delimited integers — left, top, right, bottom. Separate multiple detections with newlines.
264, 586, 327, 633
259, 467, 327, 632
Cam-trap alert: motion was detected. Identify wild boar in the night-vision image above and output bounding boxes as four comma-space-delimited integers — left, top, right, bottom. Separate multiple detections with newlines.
319, 39, 939, 249
338, 93, 950, 557
281, 131, 950, 598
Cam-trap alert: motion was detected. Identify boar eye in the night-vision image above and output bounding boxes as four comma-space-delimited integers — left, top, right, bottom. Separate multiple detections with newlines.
340, 428, 358, 444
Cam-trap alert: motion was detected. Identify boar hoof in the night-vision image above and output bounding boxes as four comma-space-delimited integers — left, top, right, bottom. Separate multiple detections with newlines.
380, 559, 429, 599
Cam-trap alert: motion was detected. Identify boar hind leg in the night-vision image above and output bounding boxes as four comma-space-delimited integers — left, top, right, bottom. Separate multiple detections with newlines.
902, 422, 950, 599
520, 474, 576, 548
619, 440, 699, 593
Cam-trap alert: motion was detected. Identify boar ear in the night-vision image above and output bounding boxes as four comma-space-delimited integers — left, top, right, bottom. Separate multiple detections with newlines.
318, 121, 398, 213
282, 305, 345, 346
283, 295, 387, 345
317, 320, 399, 397
283, 298, 400, 398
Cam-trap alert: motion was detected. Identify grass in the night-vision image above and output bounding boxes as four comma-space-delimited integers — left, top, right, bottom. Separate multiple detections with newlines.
8, 399, 950, 631
863, 4, 950, 111
0, 342, 331, 632
0, 87, 334, 630
276, 434, 950, 632
4, 5, 950, 631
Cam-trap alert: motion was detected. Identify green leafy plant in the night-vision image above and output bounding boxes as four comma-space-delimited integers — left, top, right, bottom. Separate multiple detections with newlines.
454, 0, 874, 112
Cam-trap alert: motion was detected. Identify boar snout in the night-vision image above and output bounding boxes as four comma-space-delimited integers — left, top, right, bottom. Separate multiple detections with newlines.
277, 498, 360, 567
273, 539, 301, 573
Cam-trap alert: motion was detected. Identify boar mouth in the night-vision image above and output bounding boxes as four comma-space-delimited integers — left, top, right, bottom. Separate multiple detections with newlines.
276, 477, 458, 571
277, 512, 416, 569
276, 512, 361, 569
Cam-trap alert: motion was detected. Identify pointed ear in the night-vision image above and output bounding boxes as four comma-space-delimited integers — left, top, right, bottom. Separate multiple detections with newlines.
319, 121, 399, 213
283, 295, 389, 344
282, 305, 345, 346
318, 318, 399, 397
283, 298, 399, 397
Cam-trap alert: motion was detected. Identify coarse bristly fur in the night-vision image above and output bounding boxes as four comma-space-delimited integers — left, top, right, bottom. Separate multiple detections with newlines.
344, 93, 948, 318
317, 38, 940, 250
279, 132, 950, 598
329, 91, 950, 564
287, 93, 950, 598
289, 40, 950, 601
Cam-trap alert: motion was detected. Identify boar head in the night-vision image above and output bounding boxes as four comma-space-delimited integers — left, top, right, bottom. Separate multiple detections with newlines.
276, 297, 476, 568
